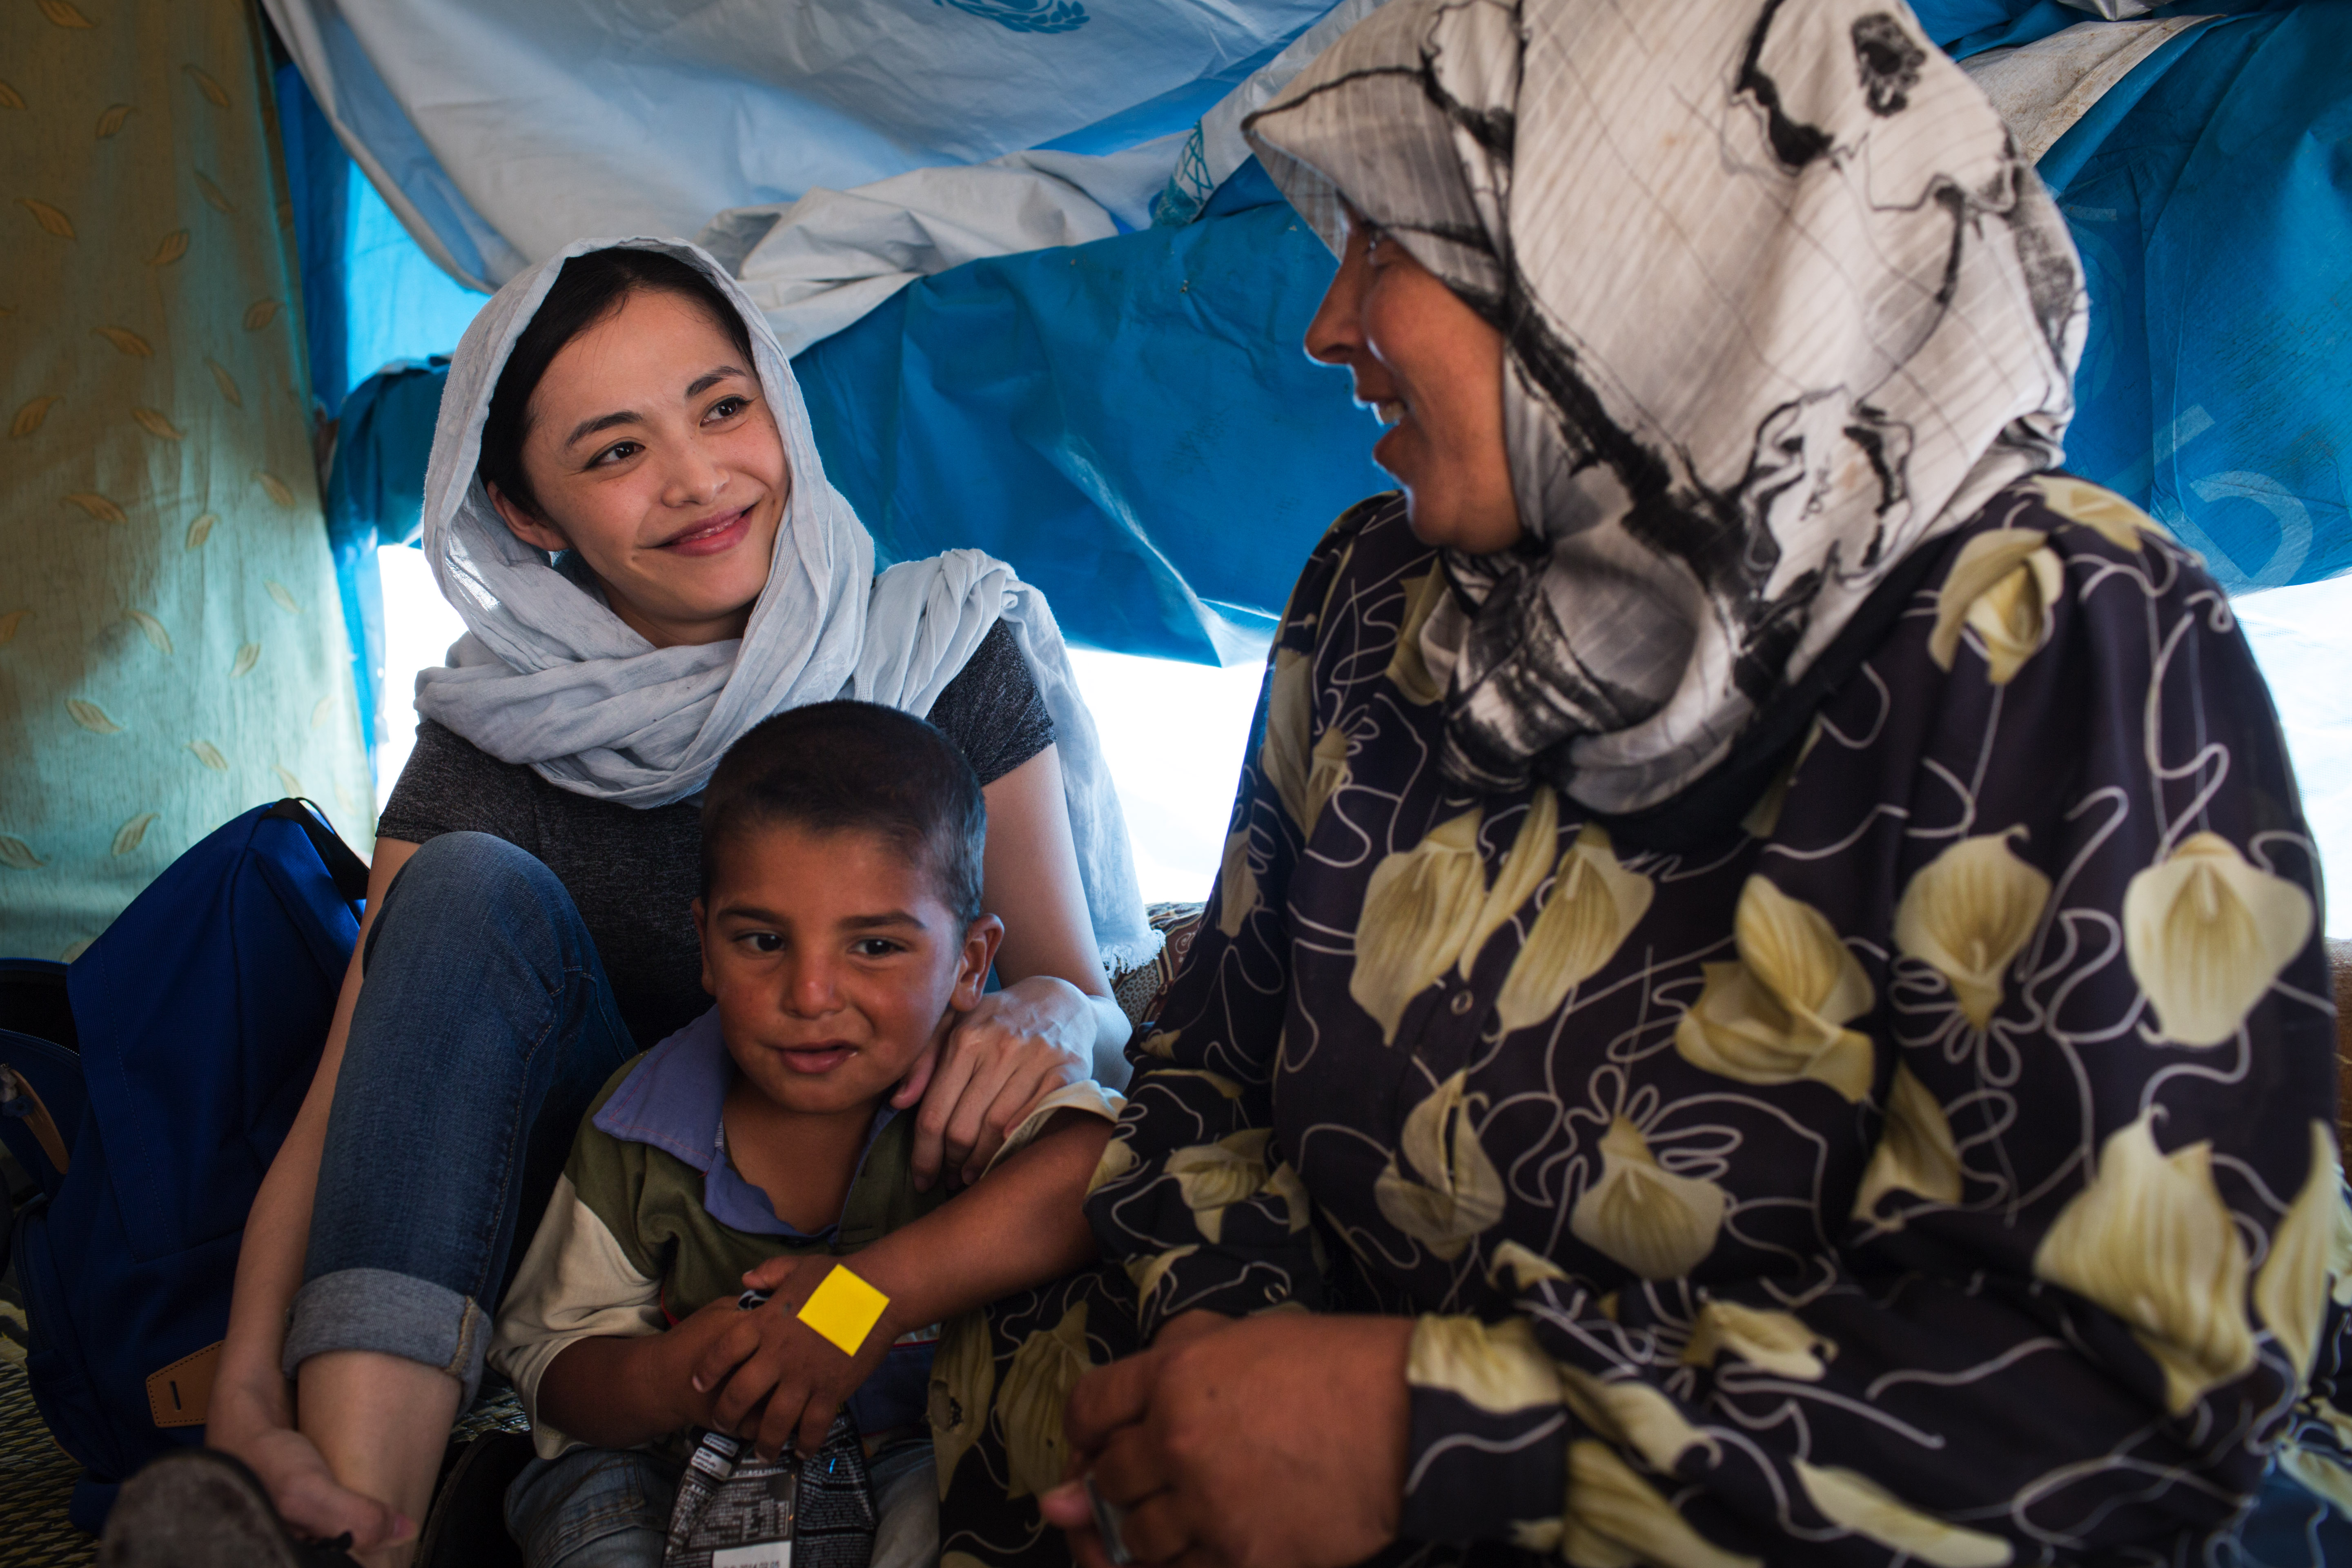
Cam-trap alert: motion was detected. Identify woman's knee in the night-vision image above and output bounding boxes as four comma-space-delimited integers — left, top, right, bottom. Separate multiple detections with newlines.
387, 831, 564, 915
365, 832, 581, 970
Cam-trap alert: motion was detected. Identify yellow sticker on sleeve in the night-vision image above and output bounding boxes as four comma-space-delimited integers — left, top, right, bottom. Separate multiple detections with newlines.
797, 1265, 890, 1356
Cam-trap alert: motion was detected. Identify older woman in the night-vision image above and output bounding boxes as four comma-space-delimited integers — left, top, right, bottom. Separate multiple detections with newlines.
997, 2, 2349, 1564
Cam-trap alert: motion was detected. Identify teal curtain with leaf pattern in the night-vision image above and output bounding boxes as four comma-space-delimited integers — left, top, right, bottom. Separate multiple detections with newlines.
0, 0, 373, 961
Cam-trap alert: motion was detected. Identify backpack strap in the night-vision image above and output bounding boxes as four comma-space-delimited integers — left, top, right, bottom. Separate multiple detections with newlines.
0, 1061, 71, 1176
263, 797, 371, 911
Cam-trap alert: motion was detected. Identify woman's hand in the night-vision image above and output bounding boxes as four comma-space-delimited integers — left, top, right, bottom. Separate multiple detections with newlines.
1041, 1312, 1414, 1568
895, 973, 1095, 1189
208, 1387, 413, 1550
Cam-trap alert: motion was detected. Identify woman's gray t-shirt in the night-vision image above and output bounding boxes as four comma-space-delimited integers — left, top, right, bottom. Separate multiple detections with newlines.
376, 620, 1055, 1046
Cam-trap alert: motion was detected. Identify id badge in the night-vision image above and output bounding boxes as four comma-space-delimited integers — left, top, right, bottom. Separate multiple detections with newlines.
664, 1430, 800, 1568
710, 1545, 791, 1568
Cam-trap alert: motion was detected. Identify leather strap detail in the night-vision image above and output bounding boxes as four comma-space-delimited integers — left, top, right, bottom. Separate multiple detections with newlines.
146, 1340, 224, 1428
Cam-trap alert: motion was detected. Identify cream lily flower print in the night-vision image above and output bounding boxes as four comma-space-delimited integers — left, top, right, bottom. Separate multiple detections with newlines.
2123, 831, 2313, 1047
2030, 473, 2167, 553
1682, 1299, 1835, 1381
1084, 1133, 1138, 1197
1386, 564, 1449, 705
1893, 830, 2050, 1029
995, 1301, 1092, 1500
1165, 1128, 1276, 1244
1352, 810, 1489, 1044
1214, 824, 1258, 940
1259, 647, 1316, 831
1565, 1441, 1761, 1568
2255, 1122, 2346, 1383
1851, 1065, 1965, 1224
1793, 1462, 2015, 1567
1675, 875, 1875, 1100
927, 1315, 996, 1497
1570, 1117, 1729, 1280
1303, 721, 1350, 837
1928, 529, 2066, 686
2033, 1113, 2257, 1414
1555, 1361, 1721, 1474
1462, 786, 1559, 980
1123, 1244, 1196, 1312
1496, 822, 1653, 1033
1375, 1069, 1507, 1261
1408, 1315, 1560, 1413
956, 475, 2339, 1567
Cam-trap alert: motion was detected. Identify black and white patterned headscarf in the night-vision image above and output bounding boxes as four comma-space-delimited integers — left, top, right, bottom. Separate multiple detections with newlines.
1245, 0, 2086, 813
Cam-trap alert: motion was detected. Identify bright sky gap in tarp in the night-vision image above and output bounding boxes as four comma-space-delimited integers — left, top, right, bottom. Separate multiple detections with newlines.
274, 61, 483, 765
294, 0, 2352, 742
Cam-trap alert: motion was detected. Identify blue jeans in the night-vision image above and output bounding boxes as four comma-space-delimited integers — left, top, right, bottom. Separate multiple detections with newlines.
505, 1439, 940, 1568
281, 832, 639, 1402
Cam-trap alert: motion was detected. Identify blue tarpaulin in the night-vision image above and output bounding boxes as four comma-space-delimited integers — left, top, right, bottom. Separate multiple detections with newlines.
322, 361, 449, 759
795, 166, 1388, 665
278, 64, 485, 763
1908, 2, 2352, 590
309, 2, 2352, 736
2036, 6, 2352, 588
274, 66, 485, 418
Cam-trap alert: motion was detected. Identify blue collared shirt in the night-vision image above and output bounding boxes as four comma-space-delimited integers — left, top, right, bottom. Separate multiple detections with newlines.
590, 1007, 938, 1436
593, 1007, 903, 1241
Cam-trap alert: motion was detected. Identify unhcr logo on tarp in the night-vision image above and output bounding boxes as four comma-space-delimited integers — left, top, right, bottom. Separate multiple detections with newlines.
935, 0, 1089, 33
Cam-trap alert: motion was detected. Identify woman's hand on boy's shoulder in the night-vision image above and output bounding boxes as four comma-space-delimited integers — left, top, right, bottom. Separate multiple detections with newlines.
693, 1256, 899, 1459
898, 973, 1096, 1191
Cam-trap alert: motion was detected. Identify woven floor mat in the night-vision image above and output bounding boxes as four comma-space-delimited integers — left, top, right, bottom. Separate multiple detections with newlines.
0, 1359, 95, 1568
0, 1356, 526, 1567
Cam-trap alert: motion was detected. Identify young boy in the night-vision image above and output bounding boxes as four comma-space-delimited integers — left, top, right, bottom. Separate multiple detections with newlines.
488, 702, 1120, 1567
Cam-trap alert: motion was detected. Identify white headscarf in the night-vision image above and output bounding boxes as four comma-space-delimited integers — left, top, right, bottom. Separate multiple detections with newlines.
412, 238, 1155, 969
1245, 0, 2086, 813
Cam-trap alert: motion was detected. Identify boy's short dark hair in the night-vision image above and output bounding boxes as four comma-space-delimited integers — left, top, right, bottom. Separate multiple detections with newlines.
699, 701, 986, 924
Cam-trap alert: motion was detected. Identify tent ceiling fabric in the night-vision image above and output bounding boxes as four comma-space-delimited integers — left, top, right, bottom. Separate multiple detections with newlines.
711, 148, 1143, 360
258, 0, 1350, 296
1955, 3, 2352, 590
291, 0, 2352, 695
700, 0, 1386, 355
1959, 16, 2208, 160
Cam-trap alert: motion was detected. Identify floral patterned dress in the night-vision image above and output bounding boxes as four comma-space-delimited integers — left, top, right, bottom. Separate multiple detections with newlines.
935, 478, 2352, 1567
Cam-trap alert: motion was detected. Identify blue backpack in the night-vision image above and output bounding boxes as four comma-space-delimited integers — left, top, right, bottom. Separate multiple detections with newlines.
0, 799, 367, 1531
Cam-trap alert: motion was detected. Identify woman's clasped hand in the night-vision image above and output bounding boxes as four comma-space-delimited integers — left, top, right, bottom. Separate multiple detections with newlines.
1042, 1312, 1411, 1568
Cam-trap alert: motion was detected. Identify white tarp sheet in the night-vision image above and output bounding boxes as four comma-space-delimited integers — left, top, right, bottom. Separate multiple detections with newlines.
261, 0, 1346, 296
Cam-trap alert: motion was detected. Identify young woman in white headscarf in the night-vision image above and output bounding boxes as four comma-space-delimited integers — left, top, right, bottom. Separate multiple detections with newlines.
161, 242, 1154, 1562
1004, 2, 2349, 1565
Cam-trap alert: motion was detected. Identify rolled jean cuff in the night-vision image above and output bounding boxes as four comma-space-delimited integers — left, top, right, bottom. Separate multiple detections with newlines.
283, 1266, 494, 1407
